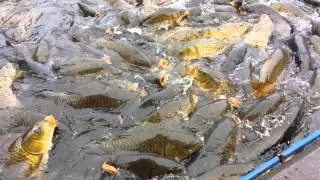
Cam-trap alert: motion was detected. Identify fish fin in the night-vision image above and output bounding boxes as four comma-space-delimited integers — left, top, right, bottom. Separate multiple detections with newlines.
114, 134, 130, 140
102, 161, 119, 176
251, 82, 276, 98
228, 96, 241, 108
141, 13, 155, 27
6, 147, 28, 166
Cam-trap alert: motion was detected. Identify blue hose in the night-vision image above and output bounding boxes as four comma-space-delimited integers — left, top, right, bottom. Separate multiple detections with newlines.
241, 130, 320, 180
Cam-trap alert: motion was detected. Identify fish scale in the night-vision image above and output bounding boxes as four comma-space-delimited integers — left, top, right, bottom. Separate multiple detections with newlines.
148, 14, 174, 25
101, 131, 201, 161
259, 49, 288, 83
59, 62, 105, 76
61, 94, 124, 109
179, 38, 228, 61
142, 8, 188, 27
251, 49, 289, 97
77, 67, 103, 75
160, 23, 249, 42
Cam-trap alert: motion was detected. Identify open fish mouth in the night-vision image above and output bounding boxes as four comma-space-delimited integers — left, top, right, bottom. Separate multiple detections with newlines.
44, 115, 58, 128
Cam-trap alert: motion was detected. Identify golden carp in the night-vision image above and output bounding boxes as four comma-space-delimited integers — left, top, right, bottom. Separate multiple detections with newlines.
159, 23, 249, 42
250, 49, 289, 98
185, 63, 241, 107
4, 115, 57, 178
178, 38, 229, 61
244, 14, 274, 52
141, 8, 189, 29
184, 64, 232, 96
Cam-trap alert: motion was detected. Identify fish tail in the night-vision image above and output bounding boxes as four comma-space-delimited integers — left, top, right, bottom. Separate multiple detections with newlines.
250, 81, 265, 90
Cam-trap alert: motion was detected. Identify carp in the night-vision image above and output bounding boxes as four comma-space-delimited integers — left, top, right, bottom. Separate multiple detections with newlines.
159, 23, 249, 43
244, 14, 273, 52
141, 8, 189, 30
100, 130, 201, 161
2, 115, 57, 179
250, 49, 289, 98
178, 38, 229, 61
96, 39, 152, 68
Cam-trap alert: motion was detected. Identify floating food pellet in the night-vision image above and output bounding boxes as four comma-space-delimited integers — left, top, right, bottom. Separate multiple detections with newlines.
102, 161, 119, 176
159, 59, 170, 69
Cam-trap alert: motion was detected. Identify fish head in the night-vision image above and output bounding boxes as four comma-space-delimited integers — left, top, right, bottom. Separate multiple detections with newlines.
165, 142, 201, 161
159, 72, 168, 88
239, 23, 250, 33
184, 64, 196, 77
180, 9, 189, 18
179, 47, 198, 61
174, 9, 189, 20
0, 63, 16, 80
21, 115, 57, 155
159, 59, 170, 69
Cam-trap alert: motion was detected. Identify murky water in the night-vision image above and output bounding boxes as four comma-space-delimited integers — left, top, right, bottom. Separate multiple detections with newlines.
0, 0, 320, 179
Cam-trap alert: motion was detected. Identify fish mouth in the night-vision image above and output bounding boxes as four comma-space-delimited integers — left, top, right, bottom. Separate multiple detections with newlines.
44, 115, 58, 128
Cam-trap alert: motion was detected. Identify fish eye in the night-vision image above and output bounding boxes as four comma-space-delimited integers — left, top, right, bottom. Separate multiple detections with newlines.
33, 127, 41, 134
185, 48, 193, 53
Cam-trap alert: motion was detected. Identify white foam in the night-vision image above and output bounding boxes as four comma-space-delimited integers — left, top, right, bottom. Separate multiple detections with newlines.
127, 27, 142, 35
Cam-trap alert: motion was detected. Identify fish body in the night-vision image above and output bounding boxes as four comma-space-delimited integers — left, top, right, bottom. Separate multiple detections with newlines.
241, 4, 292, 40
160, 23, 249, 42
96, 39, 152, 68
101, 131, 201, 161
179, 38, 229, 61
145, 94, 198, 123
251, 49, 289, 97
185, 63, 232, 96
141, 8, 189, 28
37, 91, 126, 109
244, 14, 273, 52
221, 42, 247, 73
59, 62, 104, 76
258, 49, 288, 83
2, 115, 57, 179
303, 0, 320, 7
182, 99, 229, 134
78, 3, 99, 17
107, 153, 186, 179
242, 92, 284, 120
58, 61, 122, 76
